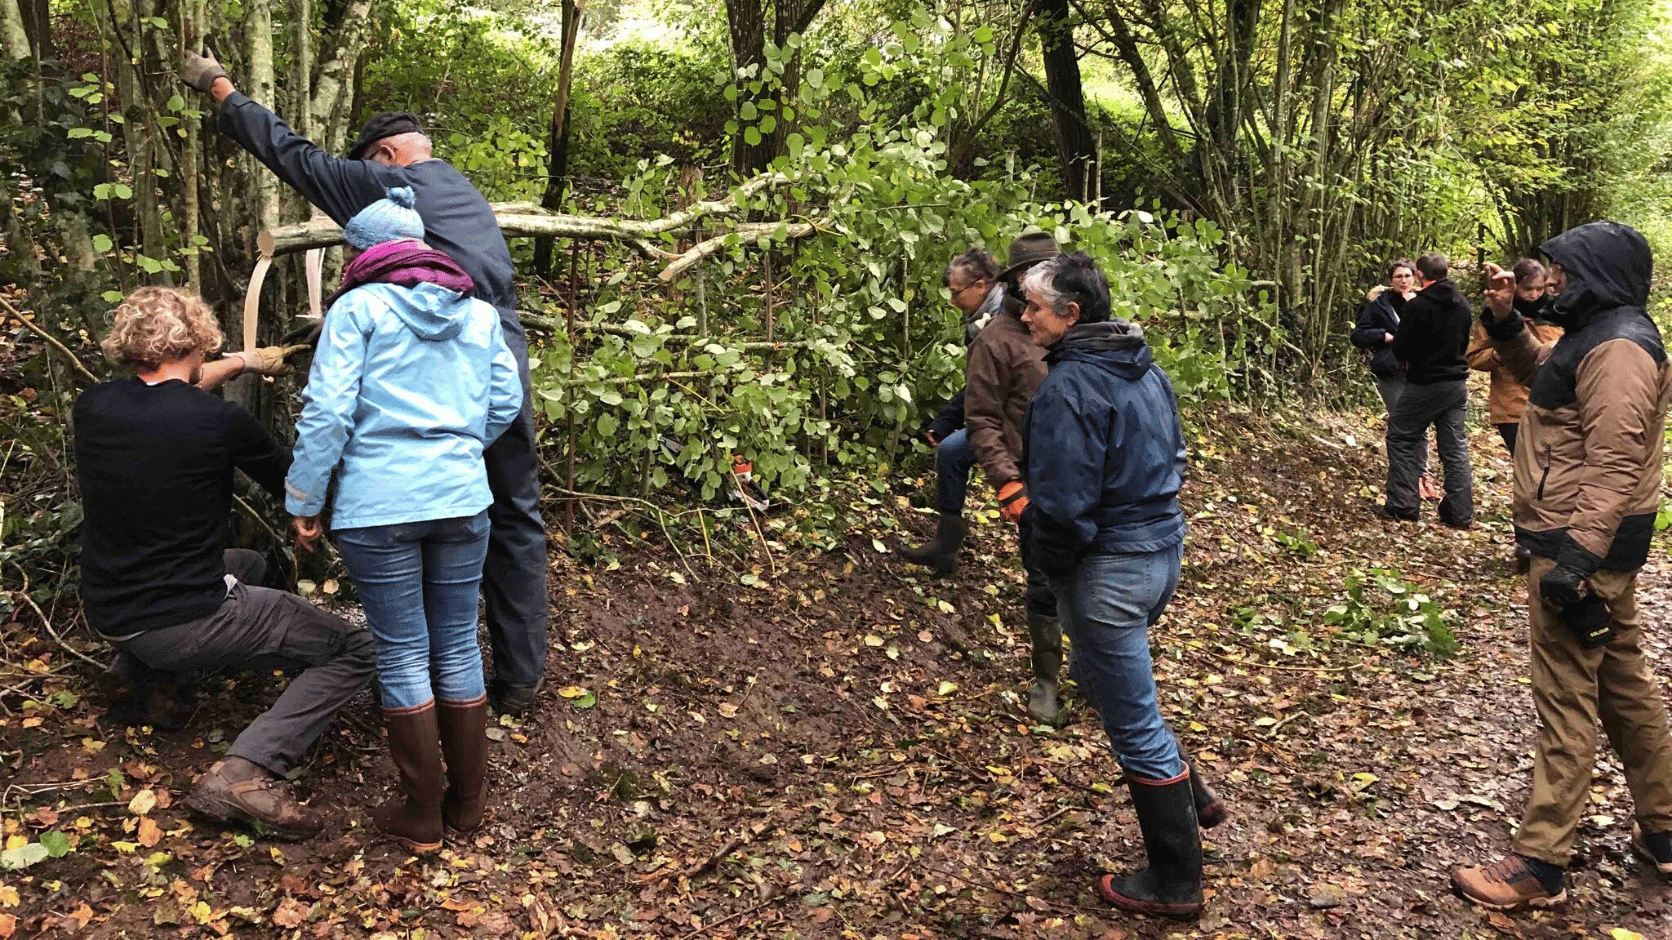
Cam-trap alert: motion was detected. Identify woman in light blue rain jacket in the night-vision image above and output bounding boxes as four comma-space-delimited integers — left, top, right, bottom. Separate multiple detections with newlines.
285, 186, 521, 854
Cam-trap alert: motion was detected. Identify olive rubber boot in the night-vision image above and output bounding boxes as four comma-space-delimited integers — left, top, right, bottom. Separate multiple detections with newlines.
438, 695, 489, 837
1026, 613, 1063, 724
1097, 769, 1204, 919
373, 702, 444, 854
902, 514, 968, 575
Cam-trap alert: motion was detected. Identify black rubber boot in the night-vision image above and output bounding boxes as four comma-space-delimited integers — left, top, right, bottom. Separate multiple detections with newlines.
1026, 613, 1062, 724
1097, 769, 1204, 919
1170, 735, 1227, 828
901, 515, 967, 575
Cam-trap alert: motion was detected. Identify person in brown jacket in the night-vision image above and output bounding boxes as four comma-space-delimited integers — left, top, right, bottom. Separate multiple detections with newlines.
966, 232, 1060, 722
1465, 258, 1563, 568
1452, 221, 1672, 912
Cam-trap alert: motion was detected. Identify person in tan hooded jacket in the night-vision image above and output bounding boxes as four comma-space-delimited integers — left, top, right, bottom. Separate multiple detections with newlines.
1452, 221, 1672, 912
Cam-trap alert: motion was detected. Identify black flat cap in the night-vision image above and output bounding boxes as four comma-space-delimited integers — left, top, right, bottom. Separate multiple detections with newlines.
346, 112, 424, 160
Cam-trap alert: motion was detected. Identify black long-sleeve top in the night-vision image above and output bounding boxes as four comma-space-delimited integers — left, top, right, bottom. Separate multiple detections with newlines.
1392, 277, 1472, 385
74, 379, 291, 635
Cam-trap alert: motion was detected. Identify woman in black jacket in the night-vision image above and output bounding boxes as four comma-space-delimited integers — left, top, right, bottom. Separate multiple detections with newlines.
1352, 258, 1418, 410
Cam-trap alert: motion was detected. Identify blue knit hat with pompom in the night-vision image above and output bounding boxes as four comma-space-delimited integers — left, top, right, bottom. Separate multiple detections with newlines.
342, 186, 425, 249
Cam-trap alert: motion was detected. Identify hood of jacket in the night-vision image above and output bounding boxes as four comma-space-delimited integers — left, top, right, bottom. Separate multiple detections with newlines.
1541, 221, 1652, 328
387, 281, 470, 341
1047, 319, 1153, 380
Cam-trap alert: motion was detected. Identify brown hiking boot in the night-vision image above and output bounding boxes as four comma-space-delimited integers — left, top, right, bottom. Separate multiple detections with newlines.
1451, 855, 1566, 911
186, 757, 325, 840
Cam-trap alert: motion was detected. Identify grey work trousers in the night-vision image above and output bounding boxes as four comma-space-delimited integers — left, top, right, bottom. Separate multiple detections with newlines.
1384, 379, 1473, 523
481, 316, 552, 693
116, 550, 377, 776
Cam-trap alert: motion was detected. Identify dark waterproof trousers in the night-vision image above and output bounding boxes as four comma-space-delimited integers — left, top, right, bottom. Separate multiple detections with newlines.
1384, 379, 1472, 524
1017, 518, 1059, 619
481, 319, 551, 692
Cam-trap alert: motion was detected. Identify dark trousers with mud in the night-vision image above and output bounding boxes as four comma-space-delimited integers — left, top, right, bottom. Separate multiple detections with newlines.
1514, 556, 1672, 864
1384, 378, 1472, 523
116, 550, 377, 777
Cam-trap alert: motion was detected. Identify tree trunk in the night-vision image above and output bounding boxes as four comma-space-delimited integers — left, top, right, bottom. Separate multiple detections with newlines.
0, 0, 29, 61
535, 0, 584, 277
1038, 0, 1095, 202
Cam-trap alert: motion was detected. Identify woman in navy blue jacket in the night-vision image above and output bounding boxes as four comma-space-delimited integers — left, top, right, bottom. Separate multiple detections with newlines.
1016, 252, 1206, 920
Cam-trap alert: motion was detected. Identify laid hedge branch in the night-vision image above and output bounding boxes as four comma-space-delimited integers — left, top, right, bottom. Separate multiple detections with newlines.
256, 172, 794, 260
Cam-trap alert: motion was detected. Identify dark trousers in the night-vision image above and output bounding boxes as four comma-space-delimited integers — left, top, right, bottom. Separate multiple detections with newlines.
117, 550, 376, 776
1384, 379, 1473, 523
1017, 518, 1059, 619
482, 319, 551, 692
1497, 422, 1518, 456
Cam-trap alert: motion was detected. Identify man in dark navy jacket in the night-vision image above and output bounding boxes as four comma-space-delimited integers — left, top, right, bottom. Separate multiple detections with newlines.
180, 51, 549, 714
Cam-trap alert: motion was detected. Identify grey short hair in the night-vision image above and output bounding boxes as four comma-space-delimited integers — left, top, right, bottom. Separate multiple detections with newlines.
1019, 252, 1112, 324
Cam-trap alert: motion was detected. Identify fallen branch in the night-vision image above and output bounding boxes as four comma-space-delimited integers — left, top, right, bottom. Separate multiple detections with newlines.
657, 219, 826, 282
258, 173, 792, 256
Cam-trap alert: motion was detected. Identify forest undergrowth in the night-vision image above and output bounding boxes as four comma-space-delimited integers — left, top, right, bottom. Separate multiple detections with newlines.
1, 401, 1670, 940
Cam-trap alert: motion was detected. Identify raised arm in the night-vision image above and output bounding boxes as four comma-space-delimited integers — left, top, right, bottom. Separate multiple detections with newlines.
183, 53, 388, 225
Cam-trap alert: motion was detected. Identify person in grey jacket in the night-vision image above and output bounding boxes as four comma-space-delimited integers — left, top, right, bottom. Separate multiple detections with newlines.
288, 189, 522, 853
180, 50, 549, 716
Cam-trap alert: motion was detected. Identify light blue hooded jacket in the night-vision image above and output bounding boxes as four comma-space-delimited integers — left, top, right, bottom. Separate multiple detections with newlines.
285, 280, 523, 530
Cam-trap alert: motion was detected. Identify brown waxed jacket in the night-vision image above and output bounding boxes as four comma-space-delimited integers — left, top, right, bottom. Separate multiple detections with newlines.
1467, 319, 1564, 426
965, 301, 1048, 488
1486, 222, 1672, 572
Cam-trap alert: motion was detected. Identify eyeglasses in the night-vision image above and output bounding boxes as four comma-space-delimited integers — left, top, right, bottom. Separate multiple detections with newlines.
949, 282, 984, 297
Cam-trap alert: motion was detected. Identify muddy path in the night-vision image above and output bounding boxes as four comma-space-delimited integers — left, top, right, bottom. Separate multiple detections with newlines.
4, 405, 1671, 938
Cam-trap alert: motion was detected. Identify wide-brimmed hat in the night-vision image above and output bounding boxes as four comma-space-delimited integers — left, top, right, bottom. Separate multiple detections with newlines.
1001, 232, 1061, 280
346, 111, 424, 160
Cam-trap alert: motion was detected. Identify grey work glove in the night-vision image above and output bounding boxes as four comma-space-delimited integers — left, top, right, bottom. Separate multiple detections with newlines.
180, 51, 230, 94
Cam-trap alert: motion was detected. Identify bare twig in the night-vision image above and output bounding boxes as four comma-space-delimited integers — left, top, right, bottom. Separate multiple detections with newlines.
9, 562, 104, 669
675, 890, 784, 940
1, 295, 101, 385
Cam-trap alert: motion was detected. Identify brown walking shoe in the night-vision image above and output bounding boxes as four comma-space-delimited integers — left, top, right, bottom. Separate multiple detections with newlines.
1451, 855, 1566, 911
186, 757, 325, 840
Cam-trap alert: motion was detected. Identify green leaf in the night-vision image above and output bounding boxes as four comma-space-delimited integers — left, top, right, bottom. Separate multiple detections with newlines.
744, 127, 762, 146
39, 831, 73, 858
92, 234, 113, 253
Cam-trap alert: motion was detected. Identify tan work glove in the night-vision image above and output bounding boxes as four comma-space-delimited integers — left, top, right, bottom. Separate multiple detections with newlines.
233, 345, 310, 377
180, 50, 230, 94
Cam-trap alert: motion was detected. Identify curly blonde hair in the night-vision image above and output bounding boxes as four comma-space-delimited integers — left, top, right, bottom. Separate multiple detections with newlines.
100, 287, 224, 370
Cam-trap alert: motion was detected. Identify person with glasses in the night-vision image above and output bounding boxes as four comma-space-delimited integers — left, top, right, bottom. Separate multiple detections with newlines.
904, 248, 1005, 575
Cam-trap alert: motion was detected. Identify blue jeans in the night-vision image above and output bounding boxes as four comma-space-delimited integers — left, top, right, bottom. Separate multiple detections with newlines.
935, 428, 977, 517
335, 511, 491, 710
1051, 545, 1185, 781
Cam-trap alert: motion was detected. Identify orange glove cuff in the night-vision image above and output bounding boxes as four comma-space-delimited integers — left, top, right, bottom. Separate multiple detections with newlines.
998, 481, 1028, 522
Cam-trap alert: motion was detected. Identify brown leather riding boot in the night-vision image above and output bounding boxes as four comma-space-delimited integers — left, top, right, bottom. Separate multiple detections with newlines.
438, 695, 489, 836
373, 701, 444, 854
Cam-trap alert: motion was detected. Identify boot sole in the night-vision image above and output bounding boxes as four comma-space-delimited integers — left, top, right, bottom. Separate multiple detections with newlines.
185, 790, 320, 842
1096, 876, 1203, 920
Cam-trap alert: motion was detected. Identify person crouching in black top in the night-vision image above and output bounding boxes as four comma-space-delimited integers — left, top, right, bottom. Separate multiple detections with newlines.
74, 287, 375, 840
